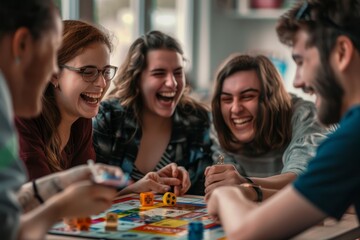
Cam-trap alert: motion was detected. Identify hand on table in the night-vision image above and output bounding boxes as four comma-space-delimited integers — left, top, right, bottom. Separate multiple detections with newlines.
204, 164, 247, 200
157, 163, 191, 196
58, 162, 124, 190
49, 180, 118, 218
125, 171, 182, 194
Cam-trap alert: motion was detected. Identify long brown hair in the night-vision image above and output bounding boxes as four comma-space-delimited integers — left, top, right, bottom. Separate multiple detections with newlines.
212, 54, 292, 154
41, 20, 113, 172
107, 30, 208, 126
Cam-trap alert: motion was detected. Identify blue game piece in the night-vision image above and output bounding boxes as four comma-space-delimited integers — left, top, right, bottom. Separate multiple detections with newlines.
188, 221, 204, 240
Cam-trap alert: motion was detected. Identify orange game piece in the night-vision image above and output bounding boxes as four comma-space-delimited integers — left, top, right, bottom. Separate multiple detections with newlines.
163, 192, 176, 206
140, 192, 154, 207
63, 217, 77, 231
76, 217, 91, 231
105, 212, 118, 231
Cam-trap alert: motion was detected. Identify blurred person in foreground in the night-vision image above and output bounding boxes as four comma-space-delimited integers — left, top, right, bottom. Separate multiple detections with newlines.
0, 1, 126, 239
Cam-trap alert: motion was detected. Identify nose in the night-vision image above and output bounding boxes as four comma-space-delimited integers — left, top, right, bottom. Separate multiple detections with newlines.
231, 99, 243, 114
293, 69, 306, 89
164, 73, 177, 88
94, 72, 107, 88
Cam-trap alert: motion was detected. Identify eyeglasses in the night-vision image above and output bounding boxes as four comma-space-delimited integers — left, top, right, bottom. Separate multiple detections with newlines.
295, 1, 360, 46
60, 65, 118, 82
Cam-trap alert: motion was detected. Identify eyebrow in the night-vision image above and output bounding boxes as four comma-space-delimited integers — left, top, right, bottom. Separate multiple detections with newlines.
221, 88, 259, 96
150, 67, 183, 73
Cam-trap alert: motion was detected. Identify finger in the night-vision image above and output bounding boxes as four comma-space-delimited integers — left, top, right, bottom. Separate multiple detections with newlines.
180, 180, 191, 195
177, 167, 189, 186
167, 163, 178, 178
147, 179, 171, 193
204, 192, 211, 202
174, 185, 181, 196
204, 166, 211, 176
205, 172, 228, 187
204, 180, 227, 195
159, 177, 181, 186
206, 164, 232, 175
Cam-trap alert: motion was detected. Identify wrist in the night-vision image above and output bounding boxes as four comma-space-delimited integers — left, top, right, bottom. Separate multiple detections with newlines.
32, 179, 44, 204
244, 177, 254, 184
240, 183, 263, 202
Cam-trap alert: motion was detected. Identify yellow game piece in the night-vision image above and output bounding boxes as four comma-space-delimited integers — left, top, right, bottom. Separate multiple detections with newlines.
76, 217, 91, 231
140, 192, 154, 207
105, 212, 118, 231
163, 192, 176, 206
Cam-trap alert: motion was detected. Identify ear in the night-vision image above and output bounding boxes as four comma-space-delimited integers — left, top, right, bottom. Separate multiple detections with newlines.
12, 27, 34, 63
333, 35, 354, 72
50, 73, 59, 87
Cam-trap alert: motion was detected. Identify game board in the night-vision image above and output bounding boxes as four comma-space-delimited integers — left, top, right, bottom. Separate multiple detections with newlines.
48, 194, 226, 240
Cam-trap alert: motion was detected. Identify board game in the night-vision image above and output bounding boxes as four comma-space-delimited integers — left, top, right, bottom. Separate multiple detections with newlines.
48, 194, 226, 240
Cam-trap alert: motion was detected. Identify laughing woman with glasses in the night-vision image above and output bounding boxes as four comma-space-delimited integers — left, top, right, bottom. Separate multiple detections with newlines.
15, 20, 118, 179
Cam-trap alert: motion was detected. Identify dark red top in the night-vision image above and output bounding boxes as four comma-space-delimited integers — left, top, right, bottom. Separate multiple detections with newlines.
15, 116, 96, 180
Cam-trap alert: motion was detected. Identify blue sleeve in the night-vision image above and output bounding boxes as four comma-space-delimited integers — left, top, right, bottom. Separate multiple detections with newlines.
294, 108, 360, 220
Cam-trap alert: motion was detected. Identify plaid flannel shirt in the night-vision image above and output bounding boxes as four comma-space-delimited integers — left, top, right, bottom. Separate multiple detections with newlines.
93, 98, 213, 195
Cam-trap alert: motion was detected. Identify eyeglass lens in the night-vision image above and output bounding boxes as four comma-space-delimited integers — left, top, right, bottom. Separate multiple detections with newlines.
82, 67, 116, 82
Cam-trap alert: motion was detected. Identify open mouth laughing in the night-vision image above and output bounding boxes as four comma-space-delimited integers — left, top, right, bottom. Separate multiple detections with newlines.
80, 92, 102, 104
156, 91, 176, 102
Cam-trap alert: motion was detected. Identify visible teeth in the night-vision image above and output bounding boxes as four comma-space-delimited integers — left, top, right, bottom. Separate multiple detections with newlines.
82, 92, 102, 98
158, 91, 176, 97
233, 118, 251, 124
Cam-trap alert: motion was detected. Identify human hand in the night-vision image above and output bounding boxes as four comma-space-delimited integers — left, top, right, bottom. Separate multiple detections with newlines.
58, 162, 124, 190
157, 163, 191, 196
204, 164, 247, 200
50, 181, 118, 218
125, 172, 181, 194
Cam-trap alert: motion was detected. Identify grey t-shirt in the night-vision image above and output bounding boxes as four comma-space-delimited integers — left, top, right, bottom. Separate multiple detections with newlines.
0, 71, 26, 239
210, 95, 333, 177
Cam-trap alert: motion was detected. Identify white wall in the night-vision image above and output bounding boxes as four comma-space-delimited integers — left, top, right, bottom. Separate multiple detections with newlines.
194, 0, 314, 102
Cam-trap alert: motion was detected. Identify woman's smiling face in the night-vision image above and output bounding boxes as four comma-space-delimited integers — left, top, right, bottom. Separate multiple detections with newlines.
139, 49, 185, 118
54, 42, 111, 120
220, 70, 261, 144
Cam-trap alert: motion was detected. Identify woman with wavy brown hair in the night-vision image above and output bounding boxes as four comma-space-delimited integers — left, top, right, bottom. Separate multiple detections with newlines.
93, 30, 213, 196
205, 54, 331, 201
15, 20, 118, 179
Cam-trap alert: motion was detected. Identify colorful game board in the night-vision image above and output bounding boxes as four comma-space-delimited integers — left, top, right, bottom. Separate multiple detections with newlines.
49, 194, 226, 240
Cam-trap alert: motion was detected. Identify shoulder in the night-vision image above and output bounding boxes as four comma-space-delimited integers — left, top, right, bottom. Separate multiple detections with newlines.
95, 98, 128, 123
176, 103, 211, 126
291, 94, 317, 120
335, 105, 360, 136
98, 98, 126, 114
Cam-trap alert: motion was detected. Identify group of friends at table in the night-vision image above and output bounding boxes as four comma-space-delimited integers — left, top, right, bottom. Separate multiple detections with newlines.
0, 0, 359, 239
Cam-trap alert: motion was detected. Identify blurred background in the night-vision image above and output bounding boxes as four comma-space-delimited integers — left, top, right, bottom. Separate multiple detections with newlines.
54, 0, 313, 102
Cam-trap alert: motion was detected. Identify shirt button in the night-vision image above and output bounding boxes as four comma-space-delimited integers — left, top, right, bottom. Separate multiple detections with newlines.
168, 145, 173, 150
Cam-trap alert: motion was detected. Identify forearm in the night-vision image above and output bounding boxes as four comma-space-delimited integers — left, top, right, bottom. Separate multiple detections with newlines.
247, 172, 297, 190
240, 185, 278, 202
17, 173, 64, 212
216, 188, 257, 238
18, 196, 61, 240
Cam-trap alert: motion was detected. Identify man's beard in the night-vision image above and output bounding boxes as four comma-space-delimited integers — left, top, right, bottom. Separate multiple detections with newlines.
314, 62, 344, 125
